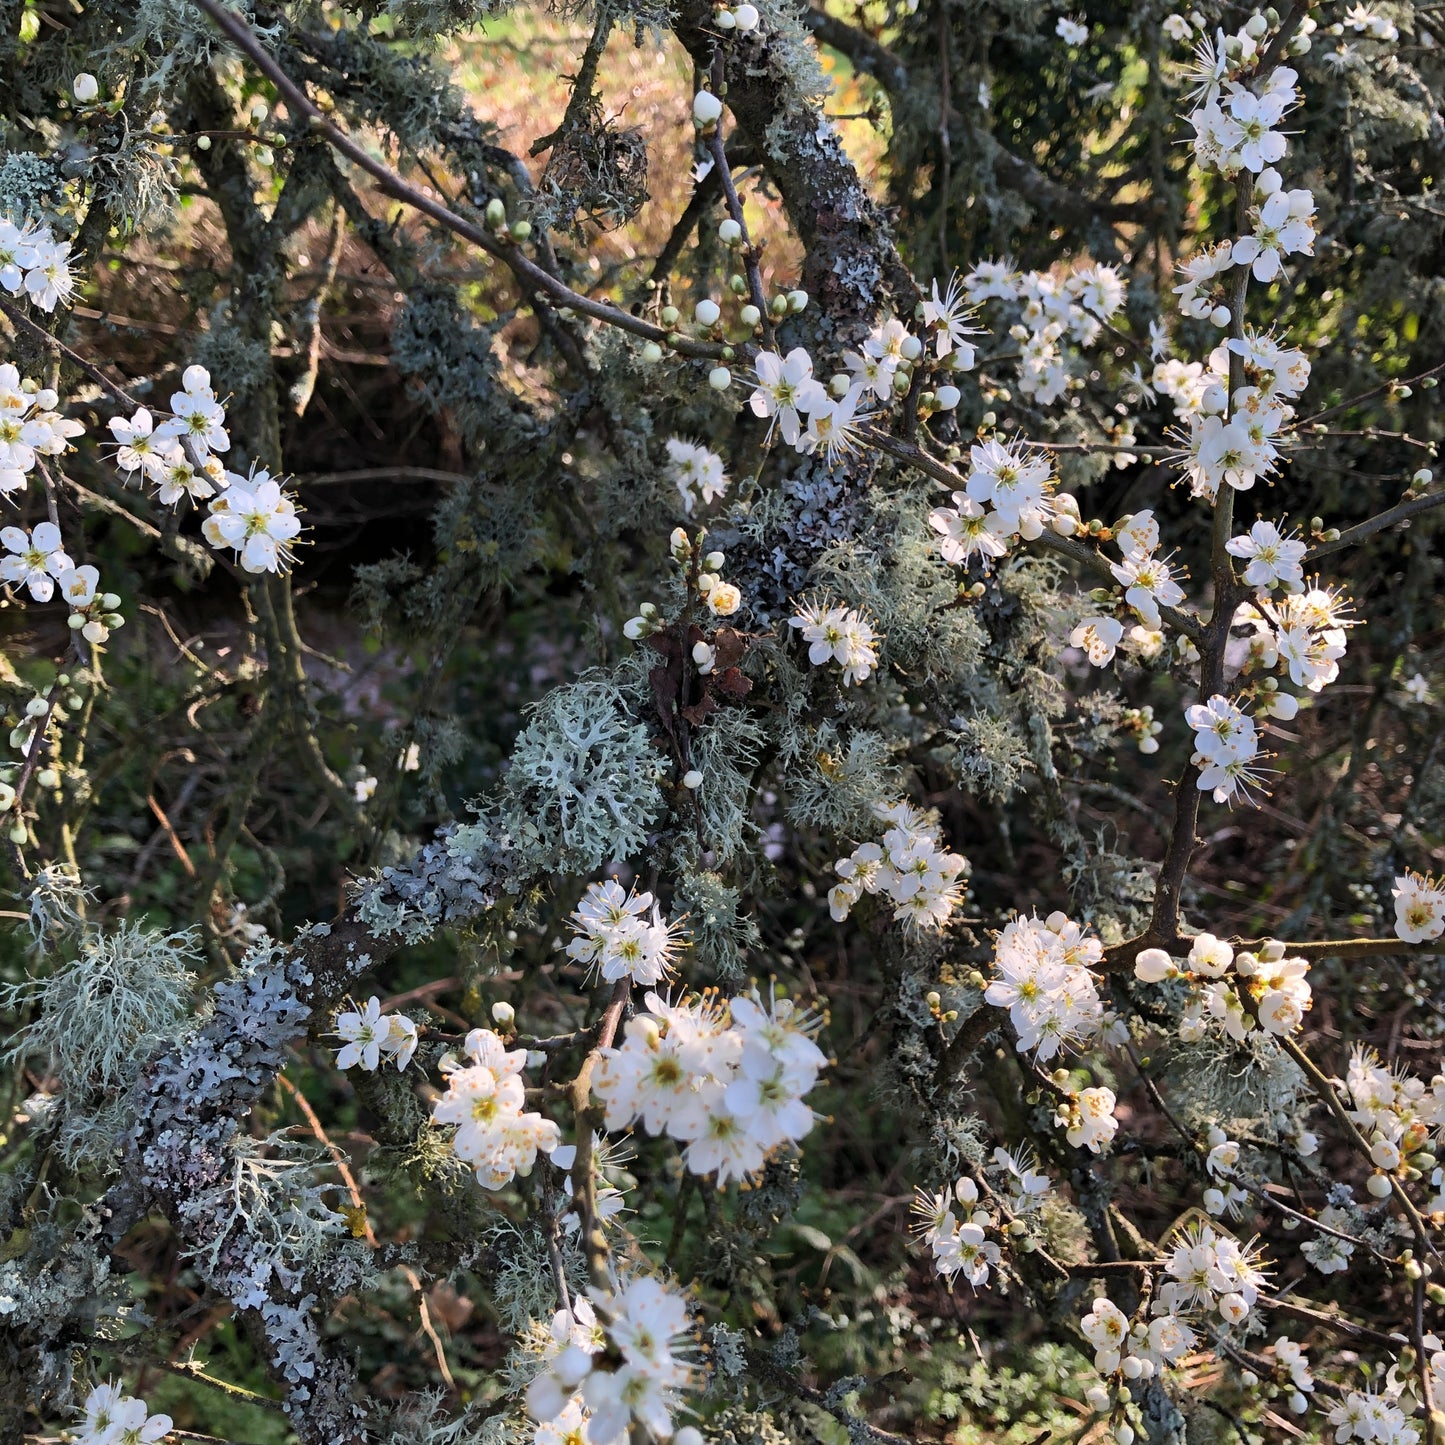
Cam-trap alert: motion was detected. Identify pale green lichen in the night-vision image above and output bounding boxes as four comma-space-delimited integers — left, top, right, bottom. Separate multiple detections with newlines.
1, 923, 199, 1168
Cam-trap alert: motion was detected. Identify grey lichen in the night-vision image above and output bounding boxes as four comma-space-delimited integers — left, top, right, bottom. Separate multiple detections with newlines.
2, 923, 200, 1168
497, 672, 665, 874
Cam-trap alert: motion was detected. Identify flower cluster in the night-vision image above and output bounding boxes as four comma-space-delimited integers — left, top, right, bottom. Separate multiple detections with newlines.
592, 989, 826, 1186
1081, 1225, 1268, 1394
663, 438, 728, 514
58, 565, 125, 645
333, 995, 419, 1072
1160, 1219, 1269, 1323
963, 259, 1126, 403
927, 438, 1070, 573
1120, 704, 1163, 754
1327, 1389, 1420, 1445
1270, 1337, 1316, 1414
564, 879, 683, 985
749, 346, 873, 463
1052, 1084, 1118, 1153
200, 467, 304, 574
106, 373, 303, 574
73, 1381, 171, 1445
788, 598, 879, 686
526, 1274, 694, 1445
0, 364, 83, 495
432, 1028, 561, 1189
1164, 26, 1318, 512
912, 1176, 1002, 1288
1202, 1126, 1249, 1219
1135, 934, 1312, 1040
0, 218, 76, 312
1254, 585, 1354, 695
1186, 693, 1268, 805
984, 911, 1106, 1059
1100, 507, 1188, 639
108, 367, 230, 486
624, 529, 743, 636
1344, 1045, 1445, 1201
1392, 870, 1445, 943
827, 800, 970, 931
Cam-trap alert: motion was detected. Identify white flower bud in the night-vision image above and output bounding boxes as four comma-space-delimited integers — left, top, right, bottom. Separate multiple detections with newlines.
683, 769, 704, 789
490, 1000, 515, 1026
719, 218, 743, 244
1245, 13, 1268, 36
1086, 1386, 1110, 1412
787, 289, 809, 313
899, 333, 923, 361
73, 73, 99, 102
734, 2, 760, 29
693, 90, 724, 125
739, 304, 761, 326
1366, 1172, 1393, 1198
704, 550, 725, 570
1134, 947, 1174, 983
1209, 305, 1232, 328
695, 298, 721, 326
708, 365, 732, 390
936, 384, 961, 410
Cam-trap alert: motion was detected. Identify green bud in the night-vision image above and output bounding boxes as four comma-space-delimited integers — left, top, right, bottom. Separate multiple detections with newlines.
484, 198, 506, 228
660, 306, 680, 327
